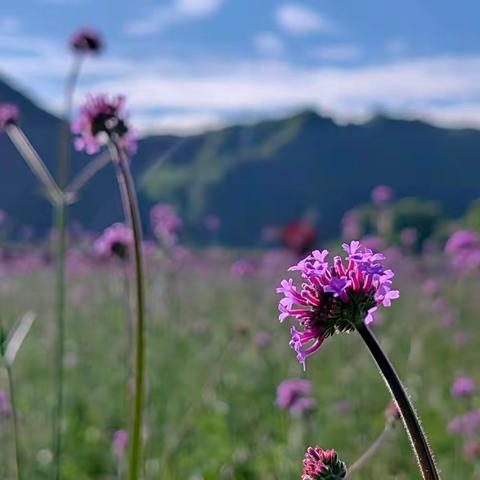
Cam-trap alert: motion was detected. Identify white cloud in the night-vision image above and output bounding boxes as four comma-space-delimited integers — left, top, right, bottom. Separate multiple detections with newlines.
254, 32, 285, 56
125, 0, 224, 36
4, 31, 480, 133
310, 44, 363, 61
133, 111, 225, 135
276, 3, 333, 35
176, 0, 224, 15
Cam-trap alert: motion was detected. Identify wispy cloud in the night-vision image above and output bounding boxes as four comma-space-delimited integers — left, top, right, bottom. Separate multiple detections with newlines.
125, 0, 224, 36
4, 29, 480, 133
254, 32, 285, 56
276, 3, 334, 35
310, 44, 363, 61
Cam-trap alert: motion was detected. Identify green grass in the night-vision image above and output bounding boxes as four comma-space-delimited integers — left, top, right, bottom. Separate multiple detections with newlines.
0, 251, 478, 479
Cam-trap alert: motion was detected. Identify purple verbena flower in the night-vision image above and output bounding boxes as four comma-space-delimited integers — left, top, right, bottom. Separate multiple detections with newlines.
451, 376, 475, 398
0, 103, 19, 131
276, 379, 316, 416
72, 94, 137, 155
277, 241, 399, 369
94, 223, 133, 260
70, 28, 103, 54
302, 446, 347, 480
150, 203, 183, 248
371, 185, 394, 205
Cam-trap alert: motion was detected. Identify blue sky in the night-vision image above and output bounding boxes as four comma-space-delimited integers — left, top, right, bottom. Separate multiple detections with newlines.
2, 0, 480, 133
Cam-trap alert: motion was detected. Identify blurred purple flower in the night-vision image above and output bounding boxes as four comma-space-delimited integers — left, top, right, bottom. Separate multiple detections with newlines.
448, 409, 480, 435
445, 230, 480, 273
94, 223, 133, 260
276, 379, 316, 416
361, 235, 384, 252
0, 103, 19, 130
113, 429, 128, 457
400, 227, 418, 248
72, 94, 137, 155
277, 241, 399, 369
371, 185, 394, 205
422, 279, 440, 296
70, 28, 103, 54
231, 258, 256, 278
451, 376, 475, 398
302, 446, 347, 480
150, 203, 183, 248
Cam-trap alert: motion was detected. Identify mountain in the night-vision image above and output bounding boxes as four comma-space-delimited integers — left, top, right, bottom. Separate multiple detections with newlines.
1, 76, 480, 246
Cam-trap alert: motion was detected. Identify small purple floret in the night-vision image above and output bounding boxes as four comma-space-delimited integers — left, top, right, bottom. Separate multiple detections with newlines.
0, 103, 19, 130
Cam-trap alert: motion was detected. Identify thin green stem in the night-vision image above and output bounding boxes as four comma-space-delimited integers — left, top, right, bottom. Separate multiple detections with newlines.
109, 139, 146, 480
52, 201, 67, 480
346, 427, 391, 478
356, 323, 440, 480
6, 365, 22, 480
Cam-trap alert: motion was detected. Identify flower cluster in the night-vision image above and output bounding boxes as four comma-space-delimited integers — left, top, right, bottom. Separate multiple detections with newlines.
445, 230, 480, 273
70, 28, 103, 54
0, 103, 19, 131
302, 447, 346, 480
94, 223, 133, 260
276, 379, 316, 416
72, 94, 137, 155
277, 241, 399, 368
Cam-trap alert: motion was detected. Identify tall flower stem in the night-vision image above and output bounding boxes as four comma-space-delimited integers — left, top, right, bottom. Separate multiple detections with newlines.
356, 322, 440, 480
51, 54, 83, 480
52, 201, 67, 480
109, 139, 146, 480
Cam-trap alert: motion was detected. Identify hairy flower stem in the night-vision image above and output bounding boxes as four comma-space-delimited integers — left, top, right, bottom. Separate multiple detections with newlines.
52, 201, 67, 480
346, 427, 391, 478
109, 139, 146, 480
356, 323, 440, 480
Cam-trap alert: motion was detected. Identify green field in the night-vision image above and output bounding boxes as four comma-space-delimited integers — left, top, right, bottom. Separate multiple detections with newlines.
0, 248, 477, 479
